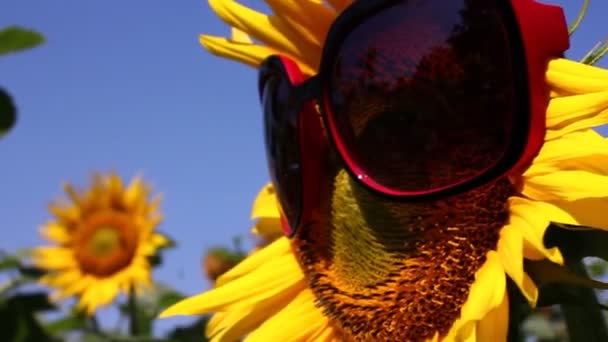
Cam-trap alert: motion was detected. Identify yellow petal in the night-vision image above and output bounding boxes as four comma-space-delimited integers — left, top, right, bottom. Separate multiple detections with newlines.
526, 130, 608, 177
39, 222, 71, 244
264, 0, 335, 46
207, 283, 302, 341
445, 251, 506, 341
251, 183, 281, 220
42, 269, 82, 287
497, 225, 539, 304
160, 250, 304, 316
63, 183, 83, 206
497, 226, 524, 292
124, 177, 145, 208
77, 285, 100, 315
522, 170, 608, 201
508, 197, 566, 264
53, 275, 93, 300
208, 0, 320, 69
547, 58, 608, 83
216, 237, 292, 287
151, 233, 170, 247
548, 198, 608, 230
245, 289, 330, 342
475, 291, 509, 341
32, 247, 78, 270
546, 91, 608, 130
201, 35, 275, 67
251, 217, 283, 238
310, 327, 339, 342
458, 251, 505, 322
231, 27, 252, 43
546, 70, 608, 94
108, 173, 125, 198
99, 280, 121, 307
200, 35, 317, 76
77, 279, 121, 314
48, 203, 80, 225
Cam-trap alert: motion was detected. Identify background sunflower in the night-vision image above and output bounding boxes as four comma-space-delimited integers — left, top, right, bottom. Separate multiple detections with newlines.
32, 173, 169, 315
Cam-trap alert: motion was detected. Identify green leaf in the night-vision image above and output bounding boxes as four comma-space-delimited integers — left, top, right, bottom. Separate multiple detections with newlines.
206, 246, 246, 265
0, 88, 17, 139
525, 259, 608, 290
148, 254, 163, 268
45, 313, 87, 334
560, 261, 608, 342
18, 266, 46, 279
80, 333, 111, 342
0, 26, 45, 56
156, 288, 185, 311
0, 293, 59, 342
0, 254, 21, 271
165, 317, 210, 342
587, 258, 608, 278
8, 292, 56, 313
545, 223, 608, 261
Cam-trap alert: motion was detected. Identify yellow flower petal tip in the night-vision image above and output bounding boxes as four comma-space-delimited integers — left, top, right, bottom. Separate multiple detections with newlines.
158, 306, 181, 318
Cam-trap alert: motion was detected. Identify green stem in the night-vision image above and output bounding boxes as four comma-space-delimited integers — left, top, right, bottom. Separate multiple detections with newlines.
568, 0, 590, 35
128, 286, 140, 336
561, 260, 608, 341
89, 314, 100, 333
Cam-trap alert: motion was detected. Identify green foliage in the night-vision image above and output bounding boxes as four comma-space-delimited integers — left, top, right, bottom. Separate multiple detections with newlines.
116, 284, 188, 338
0, 292, 58, 342
0, 26, 45, 56
206, 246, 246, 265
545, 223, 608, 262
0, 88, 17, 139
0, 25, 45, 139
166, 317, 210, 342
44, 311, 87, 335
0, 247, 211, 342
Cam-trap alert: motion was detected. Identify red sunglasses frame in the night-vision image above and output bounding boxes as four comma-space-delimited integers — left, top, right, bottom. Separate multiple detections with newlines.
258, 0, 569, 236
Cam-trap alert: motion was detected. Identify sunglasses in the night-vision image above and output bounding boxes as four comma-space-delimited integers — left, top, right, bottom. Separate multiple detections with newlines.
258, 0, 569, 236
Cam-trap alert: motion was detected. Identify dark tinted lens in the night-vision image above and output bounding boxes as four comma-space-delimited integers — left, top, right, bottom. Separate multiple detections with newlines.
261, 76, 302, 233
328, 0, 515, 192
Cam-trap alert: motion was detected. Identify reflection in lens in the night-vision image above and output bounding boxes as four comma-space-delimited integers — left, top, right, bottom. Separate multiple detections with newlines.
262, 76, 302, 233
328, 0, 514, 193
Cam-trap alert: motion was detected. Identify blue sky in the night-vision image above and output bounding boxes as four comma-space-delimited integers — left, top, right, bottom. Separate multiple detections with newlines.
1, 0, 607, 335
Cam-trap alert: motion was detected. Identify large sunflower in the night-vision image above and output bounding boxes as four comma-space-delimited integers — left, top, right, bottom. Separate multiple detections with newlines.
32, 173, 169, 315
162, 0, 608, 341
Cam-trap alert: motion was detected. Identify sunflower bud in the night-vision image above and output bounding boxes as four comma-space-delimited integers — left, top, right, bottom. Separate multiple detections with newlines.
202, 247, 244, 283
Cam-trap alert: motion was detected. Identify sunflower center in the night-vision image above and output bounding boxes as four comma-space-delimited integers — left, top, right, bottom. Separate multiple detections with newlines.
292, 170, 514, 341
75, 210, 139, 277
88, 226, 121, 257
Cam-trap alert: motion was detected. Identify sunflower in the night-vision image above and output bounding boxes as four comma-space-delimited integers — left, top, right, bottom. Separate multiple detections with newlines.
32, 173, 169, 315
161, 0, 608, 341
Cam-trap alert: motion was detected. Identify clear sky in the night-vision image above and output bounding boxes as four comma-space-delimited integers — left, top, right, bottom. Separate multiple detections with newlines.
1, 0, 607, 335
